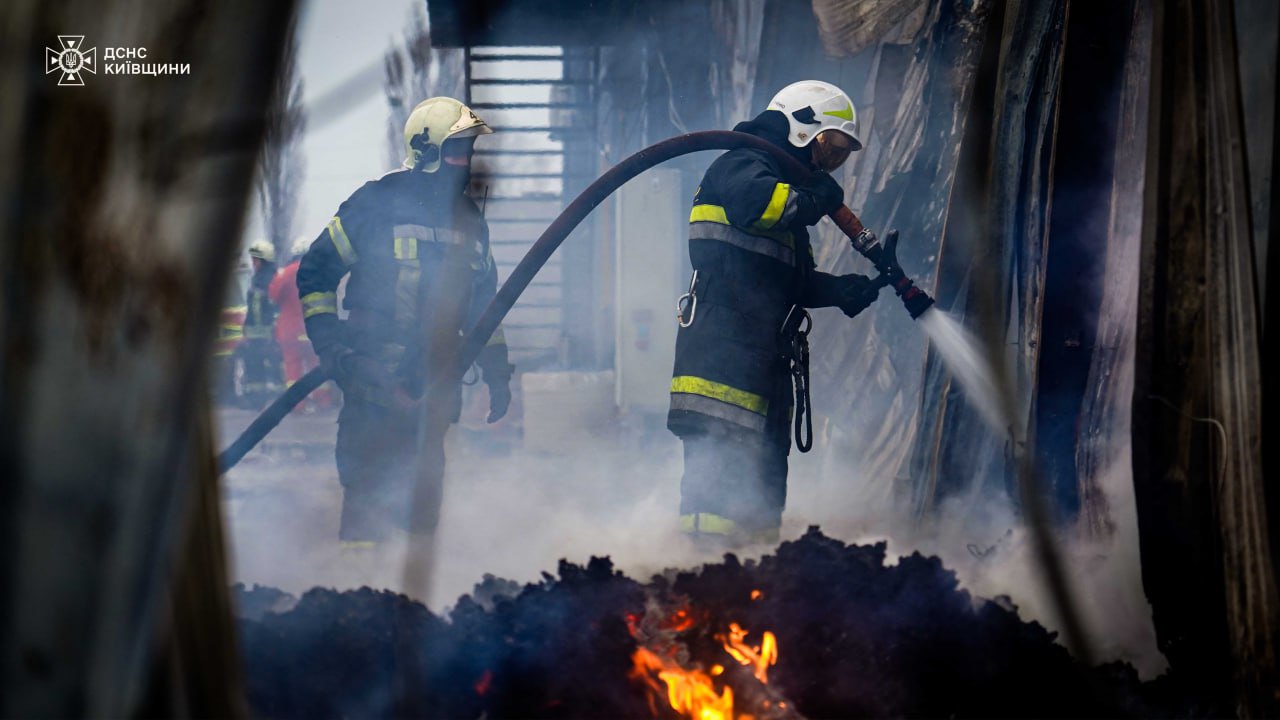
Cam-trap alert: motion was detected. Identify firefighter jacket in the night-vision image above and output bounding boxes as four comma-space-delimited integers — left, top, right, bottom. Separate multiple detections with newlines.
296, 168, 510, 403
242, 263, 277, 341
668, 110, 852, 442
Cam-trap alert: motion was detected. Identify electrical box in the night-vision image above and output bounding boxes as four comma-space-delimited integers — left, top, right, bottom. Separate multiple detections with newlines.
614, 169, 685, 415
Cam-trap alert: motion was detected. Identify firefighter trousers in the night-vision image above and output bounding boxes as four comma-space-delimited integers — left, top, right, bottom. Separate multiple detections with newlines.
677, 373, 793, 538
334, 397, 449, 543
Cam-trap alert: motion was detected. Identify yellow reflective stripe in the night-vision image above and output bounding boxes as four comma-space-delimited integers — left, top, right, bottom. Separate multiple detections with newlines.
689, 203, 729, 224
680, 512, 740, 536
485, 326, 507, 347
327, 216, 358, 266
824, 103, 854, 121
220, 324, 243, 334
301, 291, 338, 318
670, 375, 767, 415
340, 540, 378, 551
754, 182, 790, 230
689, 203, 794, 247
393, 236, 418, 260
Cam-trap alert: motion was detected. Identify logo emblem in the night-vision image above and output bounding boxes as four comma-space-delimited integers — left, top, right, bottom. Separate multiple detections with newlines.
46, 36, 97, 86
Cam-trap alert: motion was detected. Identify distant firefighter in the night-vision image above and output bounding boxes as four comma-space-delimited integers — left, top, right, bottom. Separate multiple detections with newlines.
297, 97, 512, 549
670, 81, 884, 547
270, 236, 327, 408
239, 239, 282, 408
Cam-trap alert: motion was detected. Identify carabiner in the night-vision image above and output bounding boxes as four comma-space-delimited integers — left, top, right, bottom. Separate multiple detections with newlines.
781, 304, 812, 338
676, 270, 699, 328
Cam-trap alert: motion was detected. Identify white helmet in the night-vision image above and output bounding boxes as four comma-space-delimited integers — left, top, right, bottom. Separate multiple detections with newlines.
248, 239, 276, 263
290, 235, 311, 259
767, 80, 862, 151
402, 96, 493, 173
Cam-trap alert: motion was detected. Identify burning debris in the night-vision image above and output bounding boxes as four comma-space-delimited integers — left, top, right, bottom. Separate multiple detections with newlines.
235, 528, 1190, 718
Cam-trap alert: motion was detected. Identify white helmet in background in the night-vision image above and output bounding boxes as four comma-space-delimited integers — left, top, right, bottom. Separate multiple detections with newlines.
767, 80, 862, 151
290, 235, 311, 259
248, 239, 276, 263
402, 96, 493, 173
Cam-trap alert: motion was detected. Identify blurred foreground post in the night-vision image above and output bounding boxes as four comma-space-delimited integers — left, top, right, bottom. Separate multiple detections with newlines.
1134, 0, 1279, 715
0, 1, 295, 716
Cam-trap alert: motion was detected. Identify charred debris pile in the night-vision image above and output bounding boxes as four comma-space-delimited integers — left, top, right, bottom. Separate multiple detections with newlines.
236, 528, 1189, 718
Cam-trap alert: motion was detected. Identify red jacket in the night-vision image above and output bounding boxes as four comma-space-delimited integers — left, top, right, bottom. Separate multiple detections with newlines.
269, 260, 306, 344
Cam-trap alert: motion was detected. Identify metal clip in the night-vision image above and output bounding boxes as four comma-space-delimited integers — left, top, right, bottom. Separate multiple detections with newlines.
676, 270, 699, 328
852, 228, 880, 254
780, 304, 812, 338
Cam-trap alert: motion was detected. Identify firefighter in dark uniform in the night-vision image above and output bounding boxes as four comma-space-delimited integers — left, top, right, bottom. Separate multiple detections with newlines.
240, 239, 281, 408
670, 81, 883, 546
297, 97, 512, 548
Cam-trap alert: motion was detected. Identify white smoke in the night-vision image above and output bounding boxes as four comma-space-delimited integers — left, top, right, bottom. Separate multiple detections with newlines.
223, 384, 1165, 681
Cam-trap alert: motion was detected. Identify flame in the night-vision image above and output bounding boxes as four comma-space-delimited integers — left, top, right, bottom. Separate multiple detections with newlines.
632, 647, 734, 720
630, 620, 778, 720
474, 669, 493, 696
719, 623, 778, 683
750, 590, 762, 601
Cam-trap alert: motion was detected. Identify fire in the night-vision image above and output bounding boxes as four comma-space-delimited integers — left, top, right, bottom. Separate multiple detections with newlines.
474, 669, 493, 697
629, 616, 779, 720
631, 647, 735, 720
719, 623, 778, 683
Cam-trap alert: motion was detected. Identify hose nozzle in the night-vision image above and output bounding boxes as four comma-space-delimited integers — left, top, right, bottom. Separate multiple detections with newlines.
890, 274, 936, 319
830, 207, 935, 319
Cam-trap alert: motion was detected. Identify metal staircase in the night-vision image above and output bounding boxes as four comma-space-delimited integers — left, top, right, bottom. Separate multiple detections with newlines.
466, 46, 598, 368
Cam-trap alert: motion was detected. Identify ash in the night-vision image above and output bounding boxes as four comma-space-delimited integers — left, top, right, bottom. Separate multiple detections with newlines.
235, 528, 1194, 718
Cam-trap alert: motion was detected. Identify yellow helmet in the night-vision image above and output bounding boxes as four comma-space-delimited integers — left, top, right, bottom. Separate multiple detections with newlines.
248, 239, 276, 263
290, 235, 311, 259
402, 96, 492, 173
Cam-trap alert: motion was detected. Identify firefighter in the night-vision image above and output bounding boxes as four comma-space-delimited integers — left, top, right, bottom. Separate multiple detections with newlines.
270, 236, 326, 409
297, 96, 513, 548
669, 80, 885, 547
240, 239, 282, 408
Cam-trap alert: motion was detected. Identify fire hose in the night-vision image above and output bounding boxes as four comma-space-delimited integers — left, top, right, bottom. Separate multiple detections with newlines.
216, 130, 934, 472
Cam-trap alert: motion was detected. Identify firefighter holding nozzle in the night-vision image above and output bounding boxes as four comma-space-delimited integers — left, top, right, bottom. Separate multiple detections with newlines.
670, 81, 908, 547
297, 97, 513, 550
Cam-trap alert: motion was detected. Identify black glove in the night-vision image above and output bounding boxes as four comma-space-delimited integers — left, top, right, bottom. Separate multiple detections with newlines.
833, 273, 883, 318
487, 382, 511, 423
794, 172, 844, 225
317, 344, 355, 383
319, 344, 406, 403
483, 361, 514, 423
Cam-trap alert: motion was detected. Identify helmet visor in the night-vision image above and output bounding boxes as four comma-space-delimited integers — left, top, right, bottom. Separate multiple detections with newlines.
812, 130, 855, 172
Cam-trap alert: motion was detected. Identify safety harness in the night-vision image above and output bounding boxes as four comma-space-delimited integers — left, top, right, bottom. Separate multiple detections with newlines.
780, 304, 813, 453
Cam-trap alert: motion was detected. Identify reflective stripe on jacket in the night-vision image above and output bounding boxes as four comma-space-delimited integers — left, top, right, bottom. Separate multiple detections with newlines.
296, 169, 509, 386
668, 114, 817, 440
